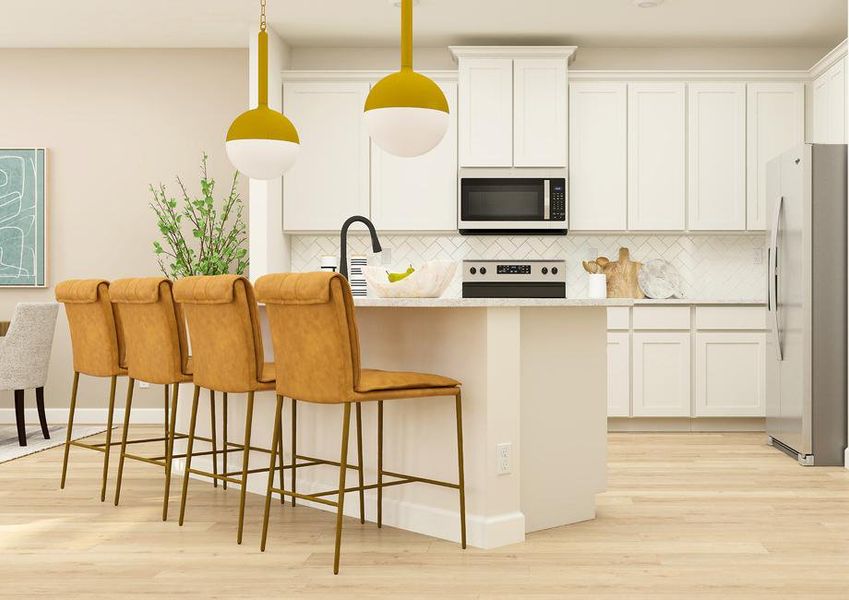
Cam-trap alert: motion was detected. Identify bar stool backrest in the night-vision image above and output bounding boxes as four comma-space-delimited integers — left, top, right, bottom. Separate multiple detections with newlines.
255, 271, 360, 404
172, 274, 266, 392
55, 279, 126, 377
110, 277, 190, 385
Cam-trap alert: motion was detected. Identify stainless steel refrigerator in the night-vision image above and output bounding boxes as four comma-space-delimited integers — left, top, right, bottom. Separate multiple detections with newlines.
766, 143, 847, 466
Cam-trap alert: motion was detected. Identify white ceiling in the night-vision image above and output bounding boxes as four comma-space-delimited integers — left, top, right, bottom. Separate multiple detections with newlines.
0, 0, 845, 49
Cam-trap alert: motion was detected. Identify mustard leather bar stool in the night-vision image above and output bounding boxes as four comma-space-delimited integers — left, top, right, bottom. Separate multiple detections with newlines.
172, 275, 283, 544
255, 271, 466, 574
55, 279, 128, 502
109, 277, 203, 520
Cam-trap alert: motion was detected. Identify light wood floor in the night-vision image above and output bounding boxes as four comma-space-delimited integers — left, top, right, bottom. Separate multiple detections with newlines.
1, 430, 848, 599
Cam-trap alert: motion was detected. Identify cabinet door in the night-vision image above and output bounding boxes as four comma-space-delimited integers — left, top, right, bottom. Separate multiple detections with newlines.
514, 58, 567, 167
458, 58, 513, 167
826, 59, 847, 144
282, 81, 370, 231
607, 332, 631, 417
371, 79, 457, 231
632, 332, 690, 417
813, 72, 830, 143
687, 83, 746, 230
568, 82, 627, 230
694, 332, 765, 417
627, 83, 686, 230
746, 82, 804, 230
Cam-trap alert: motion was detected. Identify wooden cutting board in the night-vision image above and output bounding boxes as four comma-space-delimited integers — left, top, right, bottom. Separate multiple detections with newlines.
598, 247, 645, 299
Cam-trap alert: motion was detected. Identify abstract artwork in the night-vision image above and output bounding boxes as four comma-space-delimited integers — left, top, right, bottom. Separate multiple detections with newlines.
0, 149, 46, 287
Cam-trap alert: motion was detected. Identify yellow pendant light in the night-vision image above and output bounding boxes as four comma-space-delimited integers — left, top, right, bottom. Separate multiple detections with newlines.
226, 0, 299, 180
364, 0, 449, 158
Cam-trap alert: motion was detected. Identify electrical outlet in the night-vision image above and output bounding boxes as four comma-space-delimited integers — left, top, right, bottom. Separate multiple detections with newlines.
496, 442, 512, 475
138, 381, 150, 389
753, 248, 763, 264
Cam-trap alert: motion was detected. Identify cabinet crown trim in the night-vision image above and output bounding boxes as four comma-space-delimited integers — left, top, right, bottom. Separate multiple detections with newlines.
569, 69, 810, 81
449, 46, 577, 61
281, 70, 458, 81
809, 39, 848, 78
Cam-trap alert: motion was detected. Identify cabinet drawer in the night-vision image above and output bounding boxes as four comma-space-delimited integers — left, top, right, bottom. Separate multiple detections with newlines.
695, 306, 766, 330
607, 307, 630, 330
632, 306, 690, 330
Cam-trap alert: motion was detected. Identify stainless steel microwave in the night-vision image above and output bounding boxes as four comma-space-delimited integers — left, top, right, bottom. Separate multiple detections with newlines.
458, 176, 568, 235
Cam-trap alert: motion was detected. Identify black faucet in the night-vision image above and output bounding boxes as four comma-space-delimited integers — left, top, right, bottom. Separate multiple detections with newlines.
339, 215, 382, 280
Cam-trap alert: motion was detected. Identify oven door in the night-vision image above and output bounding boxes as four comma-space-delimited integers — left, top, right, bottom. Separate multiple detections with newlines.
458, 178, 566, 234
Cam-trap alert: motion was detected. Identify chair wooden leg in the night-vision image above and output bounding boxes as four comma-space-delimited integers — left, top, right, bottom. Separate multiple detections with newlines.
222, 392, 228, 491
333, 403, 352, 575
36, 387, 49, 439
291, 398, 297, 507
455, 390, 467, 550
277, 400, 285, 505
377, 400, 383, 528
100, 376, 118, 502
178, 385, 202, 526
162, 382, 179, 521
14, 389, 26, 446
60, 372, 80, 489
236, 391, 255, 544
355, 402, 365, 524
112, 377, 132, 505
210, 390, 218, 488
261, 395, 284, 552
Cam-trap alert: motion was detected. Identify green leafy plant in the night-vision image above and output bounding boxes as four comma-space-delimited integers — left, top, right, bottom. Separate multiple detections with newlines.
149, 153, 248, 278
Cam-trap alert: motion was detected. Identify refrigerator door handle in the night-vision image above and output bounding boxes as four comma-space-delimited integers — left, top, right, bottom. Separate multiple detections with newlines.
766, 247, 772, 312
770, 196, 783, 361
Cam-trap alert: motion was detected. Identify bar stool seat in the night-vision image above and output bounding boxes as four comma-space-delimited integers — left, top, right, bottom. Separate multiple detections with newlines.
355, 369, 459, 396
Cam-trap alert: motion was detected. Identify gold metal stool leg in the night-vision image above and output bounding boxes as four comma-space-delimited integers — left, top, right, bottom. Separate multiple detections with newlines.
236, 391, 255, 545
178, 385, 201, 526
162, 382, 179, 521
60, 372, 80, 489
222, 392, 228, 491
277, 401, 285, 505
355, 402, 365, 524
99, 375, 118, 502
291, 398, 297, 507
261, 394, 284, 552
377, 400, 383, 528
333, 403, 352, 575
163, 384, 170, 459
455, 390, 467, 549
210, 390, 218, 488
111, 376, 133, 505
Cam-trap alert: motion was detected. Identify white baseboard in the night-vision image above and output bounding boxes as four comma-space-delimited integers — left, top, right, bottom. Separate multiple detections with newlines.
0, 408, 165, 426
608, 417, 766, 432
176, 456, 525, 550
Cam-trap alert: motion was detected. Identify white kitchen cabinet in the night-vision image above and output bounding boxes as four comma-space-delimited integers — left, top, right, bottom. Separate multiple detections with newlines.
813, 58, 847, 144
513, 58, 568, 167
607, 332, 631, 417
746, 82, 805, 230
282, 81, 370, 231
568, 82, 627, 230
632, 332, 691, 417
458, 58, 513, 167
687, 83, 746, 230
371, 79, 458, 231
694, 332, 765, 417
627, 83, 686, 230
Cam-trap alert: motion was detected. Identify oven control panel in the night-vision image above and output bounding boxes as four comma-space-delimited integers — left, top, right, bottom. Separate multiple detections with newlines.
463, 260, 566, 283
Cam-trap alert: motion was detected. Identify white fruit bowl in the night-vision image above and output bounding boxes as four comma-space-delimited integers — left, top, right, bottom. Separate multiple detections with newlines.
361, 260, 457, 298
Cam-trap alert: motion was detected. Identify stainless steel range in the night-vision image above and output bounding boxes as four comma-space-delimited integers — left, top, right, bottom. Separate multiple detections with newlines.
462, 259, 566, 298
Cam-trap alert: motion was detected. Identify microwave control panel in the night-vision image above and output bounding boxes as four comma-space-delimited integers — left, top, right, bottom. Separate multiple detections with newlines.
550, 180, 566, 221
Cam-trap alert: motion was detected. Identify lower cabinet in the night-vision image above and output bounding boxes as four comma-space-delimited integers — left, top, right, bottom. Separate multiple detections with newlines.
607, 333, 630, 417
693, 332, 765, 416
632, 332, 691, 417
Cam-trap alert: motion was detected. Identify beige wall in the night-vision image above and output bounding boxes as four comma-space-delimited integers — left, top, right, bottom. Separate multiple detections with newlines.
0, 48, 247, 415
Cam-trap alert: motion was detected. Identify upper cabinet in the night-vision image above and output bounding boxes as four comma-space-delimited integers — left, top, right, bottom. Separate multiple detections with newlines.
282, 80, 370, 231
371, 79, 458, 231
453, 47, 575, 168
813, 57, 847, 144
569, 82, 627, 230
627, 82, 686, 230
687, 83, 746, 230
746, 82, 805, 230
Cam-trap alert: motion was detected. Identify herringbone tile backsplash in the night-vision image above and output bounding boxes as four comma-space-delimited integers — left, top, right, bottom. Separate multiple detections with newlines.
290, 234, 767, 300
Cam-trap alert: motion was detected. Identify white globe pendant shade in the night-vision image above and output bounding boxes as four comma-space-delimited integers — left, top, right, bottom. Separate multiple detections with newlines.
364, 106, 449, 157
226, 138, 300, 180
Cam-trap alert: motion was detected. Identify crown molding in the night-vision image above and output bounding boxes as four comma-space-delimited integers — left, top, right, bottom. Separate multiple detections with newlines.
448, 46, 577, 63
809, 39, 848, 78
281, 69, 458, 82
569, 69, 809, 81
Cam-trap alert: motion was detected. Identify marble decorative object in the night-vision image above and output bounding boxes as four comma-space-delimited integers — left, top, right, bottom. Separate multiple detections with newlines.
361, 260, 457, 298
638, 259, 684, 299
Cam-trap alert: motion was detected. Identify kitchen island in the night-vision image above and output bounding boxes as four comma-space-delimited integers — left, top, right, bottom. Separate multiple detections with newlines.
177, 297, 631, 549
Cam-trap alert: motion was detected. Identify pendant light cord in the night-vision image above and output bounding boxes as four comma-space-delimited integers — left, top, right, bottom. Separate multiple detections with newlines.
257, 0, 268, 106
401, 0, 412, 69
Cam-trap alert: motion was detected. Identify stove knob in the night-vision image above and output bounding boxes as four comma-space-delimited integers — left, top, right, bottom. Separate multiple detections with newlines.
541, 267, 548, 275
480, 267, 487, 275
469, 267, 477, 275
551, 267, 558, 275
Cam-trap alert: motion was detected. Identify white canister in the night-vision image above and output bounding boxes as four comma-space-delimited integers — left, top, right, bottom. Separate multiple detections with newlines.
588, 273, 607, 299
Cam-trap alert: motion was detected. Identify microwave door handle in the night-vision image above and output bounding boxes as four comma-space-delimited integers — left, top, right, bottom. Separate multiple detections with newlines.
543, 180, 550, 220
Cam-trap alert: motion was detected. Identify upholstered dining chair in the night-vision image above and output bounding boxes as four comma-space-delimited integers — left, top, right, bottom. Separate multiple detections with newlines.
55, 279, 127, 501
171, 274, 284, 544
0, 302, 59, 446
254, 271, 466, 574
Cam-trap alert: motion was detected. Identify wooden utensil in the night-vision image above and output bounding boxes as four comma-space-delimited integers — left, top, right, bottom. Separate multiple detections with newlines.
598, 247, 645, 299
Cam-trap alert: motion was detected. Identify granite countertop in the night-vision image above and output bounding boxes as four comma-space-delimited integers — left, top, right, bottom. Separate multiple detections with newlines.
633, 298, 765, 306
353, 297, 765, 308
